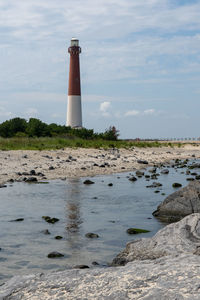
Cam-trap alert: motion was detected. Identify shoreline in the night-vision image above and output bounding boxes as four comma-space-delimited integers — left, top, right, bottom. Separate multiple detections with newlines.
1, 146, 200, 298
0, 145, 200, 185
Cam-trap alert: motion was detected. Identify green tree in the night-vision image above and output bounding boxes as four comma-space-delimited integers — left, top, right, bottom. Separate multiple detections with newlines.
26, 118, 50, 137
70, 127, 94, 139
0, 118, 27, 137
102, 126, 120, 141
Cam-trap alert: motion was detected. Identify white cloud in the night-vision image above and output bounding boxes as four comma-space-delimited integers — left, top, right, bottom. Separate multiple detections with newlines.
100, 101, 111, 112
1, 0, 200, 89
1, 0, 200, 42
125, 108, 158, 116
99, 101, 111, 117
125, 110, 140, 116
143, 109, 155, 115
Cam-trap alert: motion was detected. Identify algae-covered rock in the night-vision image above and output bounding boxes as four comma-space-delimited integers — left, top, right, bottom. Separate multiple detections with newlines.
126, 228, 150, 235
42, 216, 59, 224
172, 182, 182, 188
85, 233, 99, 238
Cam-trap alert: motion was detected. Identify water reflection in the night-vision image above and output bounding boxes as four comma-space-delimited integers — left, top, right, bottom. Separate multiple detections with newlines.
66, 178, 82, 234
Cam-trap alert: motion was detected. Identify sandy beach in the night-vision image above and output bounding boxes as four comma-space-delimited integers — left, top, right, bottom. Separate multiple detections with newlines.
0, 144, 199, 185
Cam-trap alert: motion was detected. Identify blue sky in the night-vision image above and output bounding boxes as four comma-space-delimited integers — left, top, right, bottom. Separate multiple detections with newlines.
0, 0, 200, 138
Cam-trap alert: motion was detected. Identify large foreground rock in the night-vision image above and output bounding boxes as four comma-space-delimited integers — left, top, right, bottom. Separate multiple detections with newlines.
153, 180, 200, 221
2, 214, 200, 299
112, 213, 200, 265
1, 254, 200, 300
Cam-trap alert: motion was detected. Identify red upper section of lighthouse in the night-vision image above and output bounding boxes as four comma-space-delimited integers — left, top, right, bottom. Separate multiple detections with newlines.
68, 45, 81, 96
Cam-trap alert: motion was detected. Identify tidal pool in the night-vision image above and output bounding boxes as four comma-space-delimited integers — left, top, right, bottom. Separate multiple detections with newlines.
0, 161, 199, 283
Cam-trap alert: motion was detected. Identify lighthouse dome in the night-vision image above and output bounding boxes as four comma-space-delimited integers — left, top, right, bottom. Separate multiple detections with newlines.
71, 38, 79, 46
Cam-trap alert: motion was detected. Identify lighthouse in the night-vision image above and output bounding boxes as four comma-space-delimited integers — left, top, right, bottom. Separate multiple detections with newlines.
66, 38, 82, 128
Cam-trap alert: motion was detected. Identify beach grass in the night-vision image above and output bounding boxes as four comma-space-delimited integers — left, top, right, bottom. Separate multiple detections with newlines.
0, 137, 181, 150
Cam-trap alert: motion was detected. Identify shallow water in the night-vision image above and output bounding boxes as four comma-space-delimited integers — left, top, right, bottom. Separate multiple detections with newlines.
0, 160, 199, 283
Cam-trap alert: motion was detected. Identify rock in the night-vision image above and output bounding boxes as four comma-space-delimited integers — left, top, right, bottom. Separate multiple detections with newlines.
10, 218, 24, 222
151, 174, 158, 179
146, 182, 162, 188
3, 215, 200, 299
48, 166, 55, 170
112, 213, 200, 266
74, 265, 89, 269
8, 179, 14, 183
85, 233, 99, 238
42, 216, 59, 224
22, 172, 30, 176
148, 167, 157, 173
196, 175, 200, 180
83, 180, 94, 185
30, 170, 36, 175
189, 163, 200, 169
137, 160, 148, 164
54, 236, 63, 240
175, 158, 180, 163
153, 181, 200, 221
126, 228, 150, 234
41, 229, 50, 235
0, 184, 7, 188
92, 261, 99, 265
129, 176, 137, 182
135, 170, 144, 176
47, 252, 64, 258
25, 177, 38, 183
187, 177, 195, 181
172, 182, 182, 188
108, 183, 113, 186
37, 172, 45, 177
161, 169, 169, 174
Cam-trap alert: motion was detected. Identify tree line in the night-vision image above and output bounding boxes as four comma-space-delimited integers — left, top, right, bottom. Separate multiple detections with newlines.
0, 118, 119, 141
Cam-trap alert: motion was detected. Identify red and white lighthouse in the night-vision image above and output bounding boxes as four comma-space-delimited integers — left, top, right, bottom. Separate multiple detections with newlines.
66, 38, 82, 128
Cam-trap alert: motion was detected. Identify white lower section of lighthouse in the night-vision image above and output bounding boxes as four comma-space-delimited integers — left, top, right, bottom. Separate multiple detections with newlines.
66, 95, 82, 128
